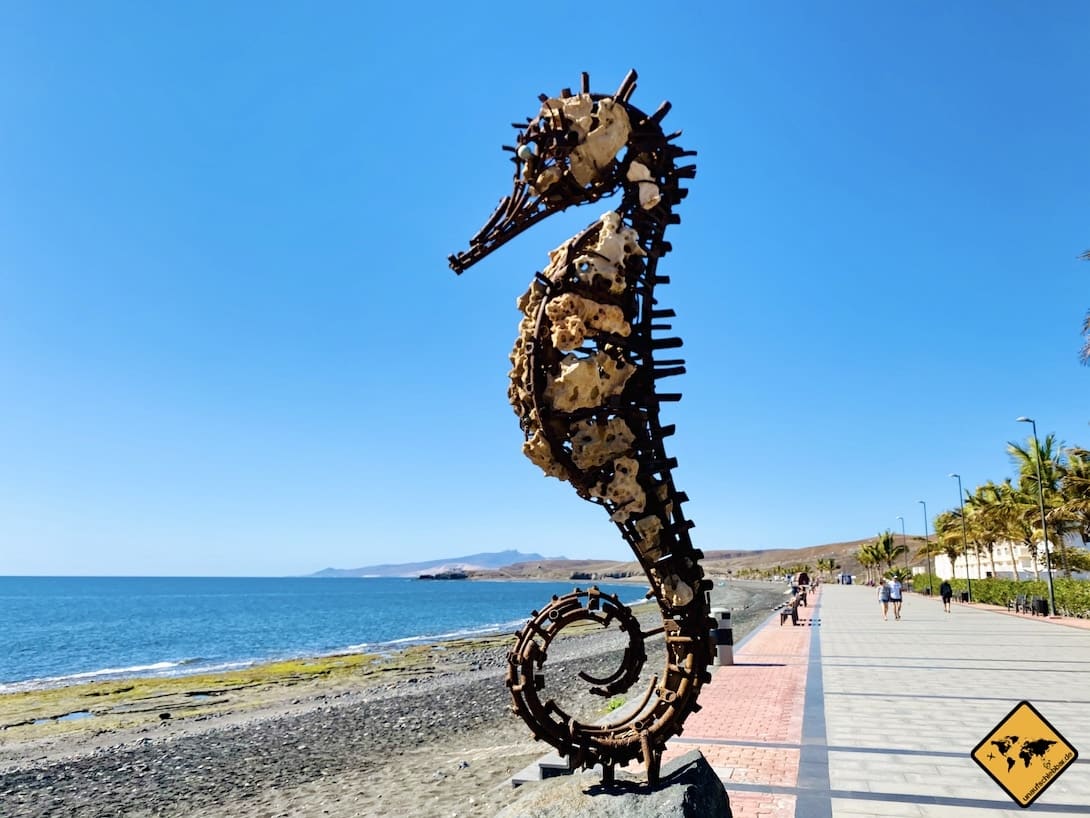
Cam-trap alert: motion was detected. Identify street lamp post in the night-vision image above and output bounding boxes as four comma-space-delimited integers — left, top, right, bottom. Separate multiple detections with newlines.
897, 515, 909, 577
1017, 416, 1058, 618
949, 473, 972, 603
919, 500, 932, 595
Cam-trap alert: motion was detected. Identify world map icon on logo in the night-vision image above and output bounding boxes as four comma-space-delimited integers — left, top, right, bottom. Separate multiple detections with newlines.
989, 735, 1056, 774
972, 701, 1078, 808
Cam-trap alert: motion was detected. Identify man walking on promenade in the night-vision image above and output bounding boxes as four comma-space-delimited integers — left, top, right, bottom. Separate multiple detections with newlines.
889, 576, 903, 620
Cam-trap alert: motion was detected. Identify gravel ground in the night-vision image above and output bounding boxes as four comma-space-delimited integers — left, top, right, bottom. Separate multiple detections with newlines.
0, 580, 789, 818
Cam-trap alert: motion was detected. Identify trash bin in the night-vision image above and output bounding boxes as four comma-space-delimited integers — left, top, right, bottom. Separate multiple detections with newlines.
710, 607, 733, 666
1033, 598, 1049, 616
960, 592, 969, 603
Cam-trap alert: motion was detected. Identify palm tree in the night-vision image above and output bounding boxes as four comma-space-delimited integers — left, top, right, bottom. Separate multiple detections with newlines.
815, 557, 839, 581
873, 529, 906, 571
966, 481, 1009, 578
933, 510, 965, 580
1000, 482, 1044, 581
942, 543, 961, 588
990, 478, 1038, 580
1080, 249, 1090, 364
886, 566, 911, 583
912, 534, 942, 594
1009, 432, 1070, 576
1082, 312, 1090, 364
855, 543, 879, 584
1058, 446, 1090, 546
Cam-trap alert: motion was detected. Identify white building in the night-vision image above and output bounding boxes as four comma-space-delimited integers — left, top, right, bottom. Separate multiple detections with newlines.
931, 532, 1087, 580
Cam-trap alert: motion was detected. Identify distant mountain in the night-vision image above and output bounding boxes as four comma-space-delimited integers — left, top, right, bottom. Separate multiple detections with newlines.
309, 550, 558, 578
310, 538, 888, 581
470, 538, 893, 582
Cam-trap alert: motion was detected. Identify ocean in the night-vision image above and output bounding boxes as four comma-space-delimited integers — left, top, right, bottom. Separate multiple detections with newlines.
0, 576, 645, 693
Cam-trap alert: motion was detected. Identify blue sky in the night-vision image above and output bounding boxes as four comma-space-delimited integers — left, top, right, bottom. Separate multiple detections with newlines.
2, 2, 1088, 576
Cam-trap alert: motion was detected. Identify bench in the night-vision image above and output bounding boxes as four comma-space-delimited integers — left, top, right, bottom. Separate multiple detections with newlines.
1008, 594, 1028, 613
780, 595, 803, 626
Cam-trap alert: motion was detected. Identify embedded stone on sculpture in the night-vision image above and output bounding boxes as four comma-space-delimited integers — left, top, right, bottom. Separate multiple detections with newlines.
540, 94, 593, 137
626, 161, 662, 210
544, 351, 634, 413
537, 94, 633, 188
661, 572, 695, 608
516, 280, 546, 316
634, 514, 664, 558
522, 430, 568, 480
657, 482, 674, 519
590, 456, 646, 522
570, 98, 631, 186
569, 417, 636, 470
573, 211, 646, 293
544, 293, 631, 351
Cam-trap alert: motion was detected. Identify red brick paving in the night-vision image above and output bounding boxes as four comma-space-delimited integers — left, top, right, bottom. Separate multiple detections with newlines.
660, 588, 817, 818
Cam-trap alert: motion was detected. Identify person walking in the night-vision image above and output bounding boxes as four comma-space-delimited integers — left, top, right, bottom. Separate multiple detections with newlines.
940, 579, 953, 613
889, 576, 903, 620
878, 579, 891, 620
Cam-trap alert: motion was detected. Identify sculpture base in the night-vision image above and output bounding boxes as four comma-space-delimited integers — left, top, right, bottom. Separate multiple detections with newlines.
497, 750, 731, 818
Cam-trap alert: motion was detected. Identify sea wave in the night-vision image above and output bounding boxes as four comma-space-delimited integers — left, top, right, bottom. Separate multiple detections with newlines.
0, 659, 199, 693
338, 617, 528, 654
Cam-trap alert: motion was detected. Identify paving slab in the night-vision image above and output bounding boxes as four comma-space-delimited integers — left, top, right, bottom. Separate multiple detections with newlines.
662, 583, 1090, 817
816, 585, 1089, 816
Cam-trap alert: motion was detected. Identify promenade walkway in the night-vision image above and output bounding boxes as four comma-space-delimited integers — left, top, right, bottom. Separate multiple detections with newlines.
663, 583, 1090, 817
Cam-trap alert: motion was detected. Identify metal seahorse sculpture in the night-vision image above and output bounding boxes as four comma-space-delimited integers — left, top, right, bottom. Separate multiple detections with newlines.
449, 70, 713, 784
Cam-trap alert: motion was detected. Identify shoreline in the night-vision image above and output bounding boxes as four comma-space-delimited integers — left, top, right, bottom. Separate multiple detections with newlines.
1, 577, 651, 697
1, 580, 789, 818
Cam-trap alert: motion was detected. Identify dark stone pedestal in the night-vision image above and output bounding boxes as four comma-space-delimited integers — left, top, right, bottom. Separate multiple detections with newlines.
495, 750, 731, 818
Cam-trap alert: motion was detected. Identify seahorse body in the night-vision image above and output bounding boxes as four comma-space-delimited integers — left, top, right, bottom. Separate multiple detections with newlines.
449, 70, 712, 783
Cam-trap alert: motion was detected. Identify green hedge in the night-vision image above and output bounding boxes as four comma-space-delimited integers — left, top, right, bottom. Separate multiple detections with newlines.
911, 574, 1090, 617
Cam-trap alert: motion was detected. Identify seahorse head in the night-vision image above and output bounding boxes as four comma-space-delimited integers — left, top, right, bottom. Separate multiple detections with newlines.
449, 70, 650, 274
519, 92, 632, 195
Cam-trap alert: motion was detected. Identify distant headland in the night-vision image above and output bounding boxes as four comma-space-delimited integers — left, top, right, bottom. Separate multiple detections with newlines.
309, 539, 887, 582
308, 550, 559, 579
